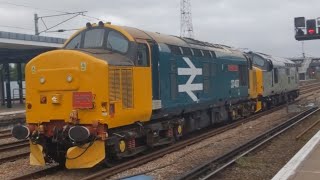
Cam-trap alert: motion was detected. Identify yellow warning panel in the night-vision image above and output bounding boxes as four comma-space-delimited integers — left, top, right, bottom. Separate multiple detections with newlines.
65, 140, 105, 169
30, 142, 45, 166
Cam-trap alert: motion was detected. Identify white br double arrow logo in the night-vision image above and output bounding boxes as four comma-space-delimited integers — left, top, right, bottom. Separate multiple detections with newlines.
178, 57, 203, 102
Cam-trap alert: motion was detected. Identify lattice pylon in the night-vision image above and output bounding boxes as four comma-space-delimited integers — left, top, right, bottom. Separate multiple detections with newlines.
180, 0, 194, 38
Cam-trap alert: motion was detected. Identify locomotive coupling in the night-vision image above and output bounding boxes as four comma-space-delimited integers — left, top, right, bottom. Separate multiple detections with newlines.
12, 124, 31, 140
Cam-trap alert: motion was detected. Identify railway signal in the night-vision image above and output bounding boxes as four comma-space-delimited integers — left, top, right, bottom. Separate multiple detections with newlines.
306, 19, 316, 35
295, 17, 320, 41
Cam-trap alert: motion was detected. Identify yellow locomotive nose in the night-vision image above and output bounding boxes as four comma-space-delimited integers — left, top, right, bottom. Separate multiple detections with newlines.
25, 49, 109, 124
24, 49, 108, 168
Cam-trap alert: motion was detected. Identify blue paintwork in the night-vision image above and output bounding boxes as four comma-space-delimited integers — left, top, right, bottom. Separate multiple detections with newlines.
151, 44, 248, 116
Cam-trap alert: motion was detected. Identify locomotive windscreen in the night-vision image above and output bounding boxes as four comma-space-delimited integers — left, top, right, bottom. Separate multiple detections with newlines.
65, 27, 129, 54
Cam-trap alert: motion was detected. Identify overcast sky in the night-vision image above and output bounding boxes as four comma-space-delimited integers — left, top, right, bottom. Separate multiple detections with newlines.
0, 0, 320, 58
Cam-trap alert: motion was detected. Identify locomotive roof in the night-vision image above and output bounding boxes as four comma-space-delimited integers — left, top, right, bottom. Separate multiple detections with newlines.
120, 26, 245, 59
253, 52, 296, 67
64, 24, 246, 61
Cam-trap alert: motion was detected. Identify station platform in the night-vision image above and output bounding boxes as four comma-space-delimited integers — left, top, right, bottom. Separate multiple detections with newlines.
0, 104, 25, 115
272, 130, 320, 180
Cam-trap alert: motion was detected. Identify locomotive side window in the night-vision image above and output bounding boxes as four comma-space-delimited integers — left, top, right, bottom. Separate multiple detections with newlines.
181, 47, 192, 56
83, 29, 105, 48
202, 50, 211, 58
136, 43, 149, 66
168, 45, 182, 55
107, 31, 129, 53
65, 34, 81, 49
192, 49, 203, 57
210, 51, 217, 59
274, 68, 279, 83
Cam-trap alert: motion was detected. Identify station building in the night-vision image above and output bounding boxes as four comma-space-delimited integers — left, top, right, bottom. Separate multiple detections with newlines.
291, 57, 320, 80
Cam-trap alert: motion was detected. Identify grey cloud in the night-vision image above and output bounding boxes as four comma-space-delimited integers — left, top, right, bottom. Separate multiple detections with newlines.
0, 0, 319, 57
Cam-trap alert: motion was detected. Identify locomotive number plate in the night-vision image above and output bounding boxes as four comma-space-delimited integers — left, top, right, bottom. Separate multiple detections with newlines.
228, 65, 239, 72
73, 92, 93, 109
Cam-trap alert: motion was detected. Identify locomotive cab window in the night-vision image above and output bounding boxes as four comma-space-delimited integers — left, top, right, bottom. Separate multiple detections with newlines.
252, 55, 265, 67
107, 31, 129, 53
136, 43, 149, 66
65, 34, 82, 49
64, 28, 129, 54
83, 29, 105, 48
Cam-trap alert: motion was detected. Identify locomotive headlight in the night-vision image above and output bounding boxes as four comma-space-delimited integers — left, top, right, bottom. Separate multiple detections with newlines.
66, 75, 73, 83
68, 126, 90, 142
39, 77, 46, 84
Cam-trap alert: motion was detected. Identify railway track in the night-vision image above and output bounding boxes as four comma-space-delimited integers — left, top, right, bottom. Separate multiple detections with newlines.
8, 105, 289, 180
0, 137, 29, 164
0, 132, 12, 139
0, 140, 29, 164
0, 129, 12, 139
0, 152, 29, 164
0, 140, 28, 153
299, 81, 320, 89
10, 166, 62, 180
5, 84, 320, 179
300, 86, 320, 94
80, 103, 296, 180
0, 129, 11, 134
177, 107, 319, 180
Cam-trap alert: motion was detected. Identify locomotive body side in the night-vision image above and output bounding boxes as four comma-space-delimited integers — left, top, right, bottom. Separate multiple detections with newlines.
150, 43, 250, 130
248, 52, 299, 108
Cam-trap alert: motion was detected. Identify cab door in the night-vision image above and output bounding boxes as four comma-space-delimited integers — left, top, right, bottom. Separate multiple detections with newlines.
132, 39, 153, 122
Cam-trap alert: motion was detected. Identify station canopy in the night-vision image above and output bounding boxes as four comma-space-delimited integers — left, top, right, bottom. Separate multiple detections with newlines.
0, 31, 66, 64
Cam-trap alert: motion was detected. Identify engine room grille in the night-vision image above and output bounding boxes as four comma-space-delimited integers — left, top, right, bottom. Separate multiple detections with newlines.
109, 69, 121, 101
109, 67, 133, 109
121, 69, 133, 108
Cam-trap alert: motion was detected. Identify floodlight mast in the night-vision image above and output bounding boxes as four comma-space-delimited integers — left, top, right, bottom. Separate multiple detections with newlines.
180, 0, 194, 39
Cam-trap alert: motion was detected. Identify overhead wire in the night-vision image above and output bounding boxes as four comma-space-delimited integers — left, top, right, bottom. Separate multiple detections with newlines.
38, 14, 80, 34
0, 1, 105, 35
0, 25, 34, 31
0, 1, 67, 13
81, 14, 103, 21
0, 1, 102, 21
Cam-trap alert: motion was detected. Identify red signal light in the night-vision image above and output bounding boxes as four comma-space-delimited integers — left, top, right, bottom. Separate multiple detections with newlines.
308, 29, 316, 35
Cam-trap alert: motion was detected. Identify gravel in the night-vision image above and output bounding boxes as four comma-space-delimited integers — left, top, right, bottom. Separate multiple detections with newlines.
109, 108, 302, 180
0, 137, 18, 145
0, 87, 319, 180
0, 158, 48, 180
214, 110, 320, 180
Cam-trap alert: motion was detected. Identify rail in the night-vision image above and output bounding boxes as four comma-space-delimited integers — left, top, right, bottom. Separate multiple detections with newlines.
177, 107, 319, 180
